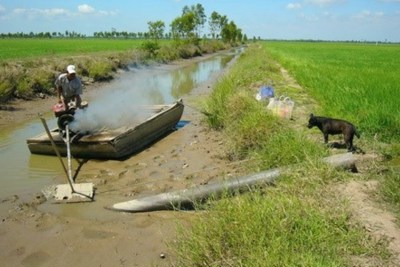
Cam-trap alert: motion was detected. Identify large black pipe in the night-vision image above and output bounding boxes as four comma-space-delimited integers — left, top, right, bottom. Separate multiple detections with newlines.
107, 153, 356, 212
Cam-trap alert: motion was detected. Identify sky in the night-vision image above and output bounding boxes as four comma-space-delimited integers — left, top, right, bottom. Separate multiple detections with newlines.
0, 0, 399, 42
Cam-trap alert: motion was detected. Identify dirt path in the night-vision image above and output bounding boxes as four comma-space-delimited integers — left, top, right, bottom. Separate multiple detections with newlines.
338, 181, 400, 266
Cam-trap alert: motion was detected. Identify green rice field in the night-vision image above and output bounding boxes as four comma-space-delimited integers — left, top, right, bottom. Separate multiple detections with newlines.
0, 38, 146, 61
262, 41, 400, 143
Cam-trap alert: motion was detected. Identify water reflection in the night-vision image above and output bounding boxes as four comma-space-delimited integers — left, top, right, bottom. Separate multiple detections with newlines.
71, 54, 234, 133
0, 50, 239, 199
0, 115, 61, 197
171, 56, 231, 98
28, 154, 64, 179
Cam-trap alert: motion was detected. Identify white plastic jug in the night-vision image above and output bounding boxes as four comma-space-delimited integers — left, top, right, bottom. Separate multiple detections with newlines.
278, 97, 294, 119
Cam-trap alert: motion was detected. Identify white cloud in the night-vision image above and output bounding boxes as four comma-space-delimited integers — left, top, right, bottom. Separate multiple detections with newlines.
321, 11, 337, 19
13, 8, 69, 17
8, 5, 115, 19
77, 5, 116, 16
305, 0, 345, 6
13, 8, 27, 15
78, 4, 95, 14
353, 10, 385, 20
287, 3, 302, 9
43, 8, 69, 16
0, 4, 5, 13
299, 12, 319, 21
98, 10, 117, 16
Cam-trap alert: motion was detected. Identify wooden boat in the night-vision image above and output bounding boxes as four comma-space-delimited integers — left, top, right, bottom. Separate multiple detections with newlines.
27, 99, 184, 159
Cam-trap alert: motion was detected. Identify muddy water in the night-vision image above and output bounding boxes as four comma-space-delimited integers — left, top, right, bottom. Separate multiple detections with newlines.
0, 50, 239, 201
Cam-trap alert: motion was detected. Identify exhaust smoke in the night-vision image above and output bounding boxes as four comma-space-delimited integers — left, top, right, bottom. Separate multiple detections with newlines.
68, 70, 168, 134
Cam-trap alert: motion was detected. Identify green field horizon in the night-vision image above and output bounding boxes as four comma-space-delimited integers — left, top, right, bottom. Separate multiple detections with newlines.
0, 38, 147, 61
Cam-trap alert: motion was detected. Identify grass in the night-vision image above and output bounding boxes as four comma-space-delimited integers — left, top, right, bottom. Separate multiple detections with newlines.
204, 45, 327, 169
170, 43, 396, 266
0, 38, 146, 61
262, 41, 400, 143
261, 41, 400, 229
173, 161, 392, 267
174, 188, 389, 267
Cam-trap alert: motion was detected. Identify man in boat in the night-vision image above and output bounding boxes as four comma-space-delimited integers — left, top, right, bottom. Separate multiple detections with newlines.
55, 64, 83, 110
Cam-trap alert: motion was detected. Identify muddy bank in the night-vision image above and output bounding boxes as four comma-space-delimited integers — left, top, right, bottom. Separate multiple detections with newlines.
0, 54, 243, 267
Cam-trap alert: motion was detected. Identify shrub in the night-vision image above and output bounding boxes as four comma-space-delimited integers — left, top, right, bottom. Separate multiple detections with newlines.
141, 40, 160, 57
86, 60, 114, 81
177, 43, 202, 59
200, 39, 228, 54
15, 68, 56, 99
0, 79, 15, 102
155, 45, 180, 63
0, 64, 22, 102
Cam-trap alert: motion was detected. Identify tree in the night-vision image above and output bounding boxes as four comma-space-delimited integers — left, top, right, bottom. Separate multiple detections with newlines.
221, 21, 241, 44
182, 3, 206, 37
209, 12, 228, 40
236, 28, 243, 43
148, 20, 165, 40
170, 12, 196, 40
209, 11, 220, 39
142, 20, 165, 56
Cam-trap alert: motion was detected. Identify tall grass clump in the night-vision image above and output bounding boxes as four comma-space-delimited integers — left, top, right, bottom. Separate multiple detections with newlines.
85, 60, 114, 81
204, 76, 236, 129
200, 39, 229, 54
379, 142, 400, 207
204, 45, 282, 130
263, 41, 400, 143
0, 63, 22, 101
381, 168, 400, 207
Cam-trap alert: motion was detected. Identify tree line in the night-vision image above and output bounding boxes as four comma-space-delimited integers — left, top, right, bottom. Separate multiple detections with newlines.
0, 3, 248, 44
0, 31, 85, 38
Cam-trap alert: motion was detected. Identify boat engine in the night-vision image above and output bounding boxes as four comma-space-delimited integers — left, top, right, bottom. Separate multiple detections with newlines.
52, 101, 88, 133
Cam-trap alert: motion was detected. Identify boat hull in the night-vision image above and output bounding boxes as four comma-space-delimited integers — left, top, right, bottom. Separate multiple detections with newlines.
27, 100, 184, 159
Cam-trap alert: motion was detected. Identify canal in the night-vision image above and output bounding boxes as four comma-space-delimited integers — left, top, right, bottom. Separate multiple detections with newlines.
0, 49, 240, 201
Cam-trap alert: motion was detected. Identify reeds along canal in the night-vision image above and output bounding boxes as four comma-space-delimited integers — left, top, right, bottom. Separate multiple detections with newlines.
0, 49, 241, 201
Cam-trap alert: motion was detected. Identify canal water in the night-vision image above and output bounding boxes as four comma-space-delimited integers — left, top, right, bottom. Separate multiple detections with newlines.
0, 50, 240, 201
